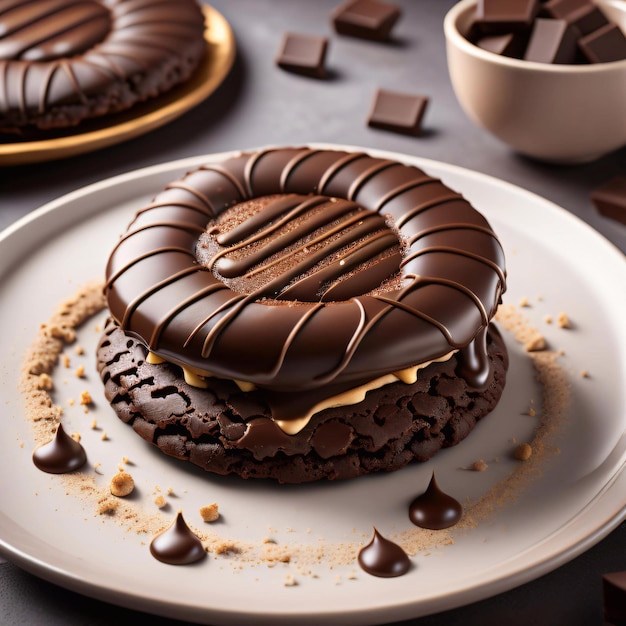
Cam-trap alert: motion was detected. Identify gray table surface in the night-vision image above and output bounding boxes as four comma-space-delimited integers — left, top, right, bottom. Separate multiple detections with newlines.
0, 1, 625, 624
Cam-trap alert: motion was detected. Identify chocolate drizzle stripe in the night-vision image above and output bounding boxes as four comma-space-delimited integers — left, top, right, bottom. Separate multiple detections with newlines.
401, 243, 505, 292
242, 208, 376, 281
38, 62, 55, 114
199, 294, 253, 358
317, 151, 367, 194
198, 164, 247, 202
106, 246, 195, 292
210, 196, 336, 269
243, 149, 270, 197
265, 302, 326, 378
407, 222, 503, 248
121, 265, 202, 330
280, 148, 320, 191
348, 160, 396, 200
134, 200, 214, 222
374, 176, 438, 212
150, 282, 228, 348
313, 297, 368, 383
395, 191, 462, 228
163, 183, 218, 217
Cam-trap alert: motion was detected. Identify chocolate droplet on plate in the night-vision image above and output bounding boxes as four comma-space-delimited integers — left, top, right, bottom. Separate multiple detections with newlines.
150, 511, 206, 565
32, 423, 87, 474
358, 527, 410, 577
409, 472, 462, 530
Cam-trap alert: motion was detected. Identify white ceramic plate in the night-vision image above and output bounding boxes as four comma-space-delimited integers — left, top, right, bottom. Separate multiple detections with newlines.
1, 146, 625, 625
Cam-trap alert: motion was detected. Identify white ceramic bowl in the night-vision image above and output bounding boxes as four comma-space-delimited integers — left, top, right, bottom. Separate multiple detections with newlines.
444, 0, 626, 163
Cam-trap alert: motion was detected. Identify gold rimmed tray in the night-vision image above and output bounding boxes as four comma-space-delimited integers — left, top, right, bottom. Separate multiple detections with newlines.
0, 5, 235, 166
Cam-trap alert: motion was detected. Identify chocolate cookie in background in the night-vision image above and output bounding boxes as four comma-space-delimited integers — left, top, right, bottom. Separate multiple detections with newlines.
98, 147, 509, 483
0, 0, 206, 134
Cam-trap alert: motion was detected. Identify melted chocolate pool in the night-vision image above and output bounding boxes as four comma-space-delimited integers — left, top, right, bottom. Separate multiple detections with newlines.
358, 527, 411, 577
409, 473, 463, 530
150, 511, 206, 565
32, 424, 87, 474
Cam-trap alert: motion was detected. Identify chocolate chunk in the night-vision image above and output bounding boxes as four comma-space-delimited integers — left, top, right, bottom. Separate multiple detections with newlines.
475, 31, 529, 57
332, 0, 401, 41
524, 18, 579, 63
542, 0, 609, 35
367, 88, 429, 136
275, 33, 329, 78
578, 23, 626, 63
590, 175, 626, 225
476, 0, 540, 33
603, 571, 626, 625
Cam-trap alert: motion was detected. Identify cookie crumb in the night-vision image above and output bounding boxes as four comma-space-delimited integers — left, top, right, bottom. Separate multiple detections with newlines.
75, 345, 84, 355
75, 364, 85, 378
514, 442, 532, 461
101, 431, 108, 441
79, 390, 92, 406
557, 312, 571, 329
544, 315, 553, 324
470, 459, 488, 471
519, 296, 530, 307
62, 354, 71, 368
36, 373, 54, 391
110, 471, 135, 497
524, 334, 546, 352
581, 370, 590, 378
71, 432, 81, 443
154, 495, 167, 509
528, 406, 537, 417
284, 575, 298, 587
199, 503, 220, 523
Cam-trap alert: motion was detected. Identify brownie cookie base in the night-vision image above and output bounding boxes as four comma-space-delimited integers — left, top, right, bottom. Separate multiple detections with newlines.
97, 318, 509, 484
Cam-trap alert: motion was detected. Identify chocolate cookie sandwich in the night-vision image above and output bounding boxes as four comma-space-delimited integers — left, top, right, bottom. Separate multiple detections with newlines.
97, 147, 508, 483
0, 0, 206, 134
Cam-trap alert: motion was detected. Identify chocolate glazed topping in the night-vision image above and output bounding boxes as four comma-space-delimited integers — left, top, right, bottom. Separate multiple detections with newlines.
0, 0, 205, 125
105, 148, 507, 410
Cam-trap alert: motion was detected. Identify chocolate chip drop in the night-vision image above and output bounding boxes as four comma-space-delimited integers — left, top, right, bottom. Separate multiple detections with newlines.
358, 527, 411, 577
150, 511, 206, 565
32, 423, 87, 474
409, 473, 462, 530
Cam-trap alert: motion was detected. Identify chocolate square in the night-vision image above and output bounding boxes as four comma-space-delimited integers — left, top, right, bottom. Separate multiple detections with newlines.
591, 175, 626, 226
603, 571, 626, 625
367, 88, 429, 136
332, 0, 401, 41
476, 0, 540, 33
476, 32, 529, 57
542, 0, 609, 35
276, 33, 329, 78
524, 18, 579, 63
578, 22, 626, 63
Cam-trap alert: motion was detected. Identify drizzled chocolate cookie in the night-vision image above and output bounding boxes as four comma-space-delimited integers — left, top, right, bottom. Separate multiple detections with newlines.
0, 0, 206, 133
98, 147, 509, 483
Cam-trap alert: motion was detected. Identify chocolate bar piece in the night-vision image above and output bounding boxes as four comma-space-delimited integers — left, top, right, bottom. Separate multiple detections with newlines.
603, 571, 626, 625
476, 32, 529, 57
367, 88, 429, 136
542, 0, 609, 35
590, 176, 626, 226
276, 33, 329, 78
332, 0, 401, 41
524, 18, 579, 63
476, 0, 540, 33
578, 23, 626, 63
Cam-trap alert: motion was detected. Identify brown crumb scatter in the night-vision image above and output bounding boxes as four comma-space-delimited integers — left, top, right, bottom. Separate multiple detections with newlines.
199, 503, 220, 522
79, 390, 92, 406
524, 335, 546, 352
514, 443, 533, 461
110, 471, 135, 497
